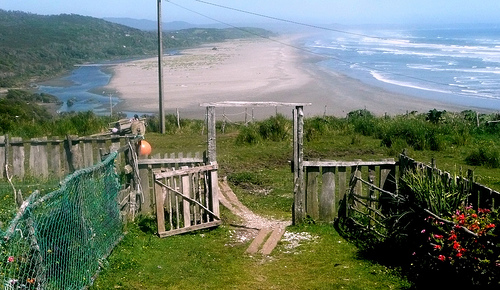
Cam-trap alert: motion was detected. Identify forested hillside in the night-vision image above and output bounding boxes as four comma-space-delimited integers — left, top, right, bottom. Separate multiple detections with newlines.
0, 10, 273, 87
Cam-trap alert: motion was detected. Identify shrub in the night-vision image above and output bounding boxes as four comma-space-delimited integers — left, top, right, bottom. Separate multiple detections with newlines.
235, 124, 261, 145
258, 114, 291, 142
465, 145, 500, 168
347, 109, 376, 136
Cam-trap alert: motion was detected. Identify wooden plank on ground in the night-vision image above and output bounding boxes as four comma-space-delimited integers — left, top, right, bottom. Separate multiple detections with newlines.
158, 220, 221, 238
246, 228, 272, 254
260, 226, 287, 255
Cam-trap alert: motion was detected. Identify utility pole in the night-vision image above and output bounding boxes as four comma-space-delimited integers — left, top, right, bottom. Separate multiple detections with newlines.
157, 0, 165, 133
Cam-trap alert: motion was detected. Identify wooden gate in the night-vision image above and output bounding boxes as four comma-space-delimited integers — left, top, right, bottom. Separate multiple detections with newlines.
154, 163, 221, 237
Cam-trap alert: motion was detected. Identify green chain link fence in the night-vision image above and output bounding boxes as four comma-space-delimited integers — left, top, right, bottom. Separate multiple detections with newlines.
0, 151, 122, 289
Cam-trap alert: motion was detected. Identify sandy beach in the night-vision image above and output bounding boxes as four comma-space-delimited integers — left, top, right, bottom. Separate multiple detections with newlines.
107, 35, 477, 120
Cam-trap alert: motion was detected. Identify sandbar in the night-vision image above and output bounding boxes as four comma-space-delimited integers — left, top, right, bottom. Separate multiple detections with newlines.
107, 35, 481, 120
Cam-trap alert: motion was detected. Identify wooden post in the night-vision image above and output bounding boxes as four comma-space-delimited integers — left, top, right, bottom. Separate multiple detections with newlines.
0, 135, 6, 178
338, 166, 347, 217
293, 106, 305, 224
83, 138, 94, 168
139, 161, 152, 214
207, 106, 216, 163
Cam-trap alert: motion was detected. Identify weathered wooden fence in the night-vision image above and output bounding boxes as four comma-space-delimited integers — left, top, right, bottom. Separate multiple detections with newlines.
299, 159, 397, 223
0, 134, 136, 180
298, 154, 500, 224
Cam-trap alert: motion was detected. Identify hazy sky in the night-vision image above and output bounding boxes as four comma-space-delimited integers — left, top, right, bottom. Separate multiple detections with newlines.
1, 0, 499, 25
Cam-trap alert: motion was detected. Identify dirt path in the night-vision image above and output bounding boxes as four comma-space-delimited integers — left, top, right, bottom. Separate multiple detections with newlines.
218, 178, 291, 255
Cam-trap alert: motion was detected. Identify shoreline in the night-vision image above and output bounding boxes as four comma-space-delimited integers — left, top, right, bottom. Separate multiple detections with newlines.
105, 35, 491, 120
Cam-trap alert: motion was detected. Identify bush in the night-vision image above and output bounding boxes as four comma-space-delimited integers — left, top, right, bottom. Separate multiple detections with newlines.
465, 145, 500, 168
258, 114, 291, 142
235, 124, 261, 145
348, 109, 376, 136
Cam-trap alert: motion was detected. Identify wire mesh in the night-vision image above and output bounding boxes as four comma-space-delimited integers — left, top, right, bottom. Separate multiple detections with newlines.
0, 151, 122, 289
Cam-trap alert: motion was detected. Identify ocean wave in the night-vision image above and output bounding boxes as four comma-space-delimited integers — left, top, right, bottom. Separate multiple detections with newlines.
370, 71, 451, 94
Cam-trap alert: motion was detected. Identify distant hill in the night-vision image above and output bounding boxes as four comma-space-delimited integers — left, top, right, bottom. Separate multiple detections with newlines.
0, 10, 274, 88
103, 18, 226, 31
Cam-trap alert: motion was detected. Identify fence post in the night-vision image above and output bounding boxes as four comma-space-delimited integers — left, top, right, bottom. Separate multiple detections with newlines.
293, 106, 305, 224
0, 135, 6, 178
207, 106, 216, 163
338, 166, 347, 217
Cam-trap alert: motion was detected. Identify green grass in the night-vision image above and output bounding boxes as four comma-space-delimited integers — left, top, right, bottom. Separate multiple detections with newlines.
89, 125, 412, 289
91, 224, 410, 290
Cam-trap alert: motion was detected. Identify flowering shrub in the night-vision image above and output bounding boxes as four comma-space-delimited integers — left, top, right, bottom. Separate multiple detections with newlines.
420, 205, 500, 286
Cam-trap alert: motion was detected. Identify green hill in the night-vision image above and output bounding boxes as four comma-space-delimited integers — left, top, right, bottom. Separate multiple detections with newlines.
0, 10, 274, 87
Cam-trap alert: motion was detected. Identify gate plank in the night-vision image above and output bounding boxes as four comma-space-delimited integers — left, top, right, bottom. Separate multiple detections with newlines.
155, 178, 166, 233
12, 137, 24, 178
182, 172, 192, 228
320, 166, 335, 221
306, 166, 320, 219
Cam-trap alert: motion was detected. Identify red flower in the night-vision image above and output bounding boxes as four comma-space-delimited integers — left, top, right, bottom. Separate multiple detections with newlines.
486, 223, 495, 229
478, 208, 490, 214
456, 252, 463, 258
438, 255, 446, 261
453, 241, 460, 250
434, 234, 444, 239
434, 245, 442, 250
7, 256, 14, 263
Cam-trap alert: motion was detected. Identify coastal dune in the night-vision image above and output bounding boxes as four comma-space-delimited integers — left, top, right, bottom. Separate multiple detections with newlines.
108, 36, 472, 119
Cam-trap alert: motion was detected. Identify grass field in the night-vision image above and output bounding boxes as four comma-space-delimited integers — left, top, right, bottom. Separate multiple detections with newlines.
3, 110, 500, 289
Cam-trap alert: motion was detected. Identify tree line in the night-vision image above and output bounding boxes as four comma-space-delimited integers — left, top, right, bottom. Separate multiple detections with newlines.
0, 9, 274, 87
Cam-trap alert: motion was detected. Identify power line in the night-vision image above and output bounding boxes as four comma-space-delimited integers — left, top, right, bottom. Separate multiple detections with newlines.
193, 0, 387, 40
165, 0, 464, 92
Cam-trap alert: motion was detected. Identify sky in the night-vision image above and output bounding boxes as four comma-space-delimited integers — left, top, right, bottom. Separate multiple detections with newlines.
1, 0, 500, 26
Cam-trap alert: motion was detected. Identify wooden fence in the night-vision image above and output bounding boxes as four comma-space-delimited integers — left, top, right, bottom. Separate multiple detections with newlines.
299, 154, 500, 223
299, 159, 397, 222
0, 134, 137, 180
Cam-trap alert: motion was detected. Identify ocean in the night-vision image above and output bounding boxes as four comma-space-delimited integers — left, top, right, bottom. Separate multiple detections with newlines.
304, 25, 500, 111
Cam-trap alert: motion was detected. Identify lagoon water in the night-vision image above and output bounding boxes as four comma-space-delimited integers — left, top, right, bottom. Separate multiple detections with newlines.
305, 25, 500, 111
37, 65, 118, 115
